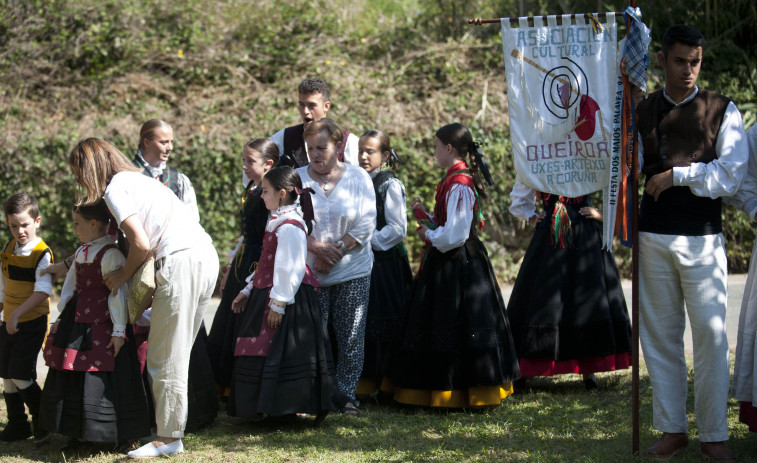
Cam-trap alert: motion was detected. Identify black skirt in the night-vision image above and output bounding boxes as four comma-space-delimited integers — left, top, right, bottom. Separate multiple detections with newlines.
228, 285, 346, 418
361, 249, 412, 383
206, 242, 262, 389
39, 325, 151, 443
185, 324, 219, 432
387, 236, 521, 391
506, 202, 632, 371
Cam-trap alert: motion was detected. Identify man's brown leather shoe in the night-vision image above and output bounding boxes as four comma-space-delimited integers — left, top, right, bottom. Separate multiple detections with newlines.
643, 432, 688, 460
700, 441, 735, 462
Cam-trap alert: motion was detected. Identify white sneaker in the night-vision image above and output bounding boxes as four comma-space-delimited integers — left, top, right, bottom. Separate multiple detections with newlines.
127, 439, 184, 458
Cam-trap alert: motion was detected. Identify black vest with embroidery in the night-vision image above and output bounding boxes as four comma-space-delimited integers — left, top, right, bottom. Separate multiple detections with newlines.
372, 170, 408, 261
637, 89, 730, 235
132, 156, 182, 200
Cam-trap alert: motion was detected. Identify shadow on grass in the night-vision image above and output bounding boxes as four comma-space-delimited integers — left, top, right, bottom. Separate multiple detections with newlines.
2, 370, 757, 462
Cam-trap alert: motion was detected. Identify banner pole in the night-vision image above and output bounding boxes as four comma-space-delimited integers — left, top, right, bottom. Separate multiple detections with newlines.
468, 13, 624, 26
629, 1, 640, 455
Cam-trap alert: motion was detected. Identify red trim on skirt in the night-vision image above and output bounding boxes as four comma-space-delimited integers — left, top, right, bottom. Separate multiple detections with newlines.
518, 353, 631, 377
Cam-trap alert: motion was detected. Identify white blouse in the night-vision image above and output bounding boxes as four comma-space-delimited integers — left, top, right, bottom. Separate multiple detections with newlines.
423, 183, 476, 253
728, 125, 757, 221
509, 179, 538, 221
105, 171, 212, 259
297, 164, 376, 286
240, 206, 308, 312
57, 236, 128, 335
368, 172, 407, 251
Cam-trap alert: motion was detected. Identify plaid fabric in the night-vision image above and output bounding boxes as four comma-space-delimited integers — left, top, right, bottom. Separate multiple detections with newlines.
622, 6, 650, 92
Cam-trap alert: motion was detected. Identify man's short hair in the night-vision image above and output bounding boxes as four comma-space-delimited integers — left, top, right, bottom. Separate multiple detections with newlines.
4, 193, 39, 219
298, 78, 330, 101
662, 25, 706, 56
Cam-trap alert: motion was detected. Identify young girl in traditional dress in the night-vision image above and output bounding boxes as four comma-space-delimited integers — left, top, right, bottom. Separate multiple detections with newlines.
507, 181, 632, 390
39, 200, 150, 450
206, 138, 278, 398
227, 166, 345, 421
355, 130, 412, 397
386, 122, 520, 408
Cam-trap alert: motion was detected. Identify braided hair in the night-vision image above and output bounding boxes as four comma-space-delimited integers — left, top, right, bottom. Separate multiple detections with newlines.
435, 123, 488, 200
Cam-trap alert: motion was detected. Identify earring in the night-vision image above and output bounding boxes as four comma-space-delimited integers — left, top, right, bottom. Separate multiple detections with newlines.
278, 198, 283, 209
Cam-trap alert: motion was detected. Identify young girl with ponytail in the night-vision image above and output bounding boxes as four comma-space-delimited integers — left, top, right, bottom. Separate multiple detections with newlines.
355, 130, 412, 397
227, 166, 345, 422
385, 123, 520, 408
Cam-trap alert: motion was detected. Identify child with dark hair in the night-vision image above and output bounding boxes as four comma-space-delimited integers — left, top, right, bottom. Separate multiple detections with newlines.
227, 166, 345, 422
355, 130, 412, 397
207, 138, 279, 398
507, 180, 632, 390
386, 123, 520, 408
39, 200, 150, 450
0, 193, 53, 443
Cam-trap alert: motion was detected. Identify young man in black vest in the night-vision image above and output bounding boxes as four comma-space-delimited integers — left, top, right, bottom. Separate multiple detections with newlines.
636, 25, 747, 462
268, 78, 359, 169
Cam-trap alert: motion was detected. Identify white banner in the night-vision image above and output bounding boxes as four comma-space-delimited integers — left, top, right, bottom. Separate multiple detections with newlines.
501, 14, 617, 197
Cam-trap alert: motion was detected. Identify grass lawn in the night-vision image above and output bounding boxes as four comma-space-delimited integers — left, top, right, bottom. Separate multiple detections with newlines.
1, 360, 755, 462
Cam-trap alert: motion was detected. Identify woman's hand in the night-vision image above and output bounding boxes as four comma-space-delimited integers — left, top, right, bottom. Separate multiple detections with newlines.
415, 224, 430, 242
103, 267, 130, 295
315, 257, 335, 273
40, 261, 69, 280
267, 310, 283, 330
232, 293, 248, 314
579, 206, 602, 222
50, 320, 59, 335
528, 211, 547, 227
107, 336, 125, 357
313, 240, 343, 266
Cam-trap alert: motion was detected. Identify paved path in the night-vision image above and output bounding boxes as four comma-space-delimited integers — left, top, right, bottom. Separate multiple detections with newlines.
33, 274, 749, 381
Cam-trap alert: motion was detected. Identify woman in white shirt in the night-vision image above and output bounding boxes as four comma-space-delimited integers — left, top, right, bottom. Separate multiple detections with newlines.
297, 118, 376, 415
68, 138, 219, 458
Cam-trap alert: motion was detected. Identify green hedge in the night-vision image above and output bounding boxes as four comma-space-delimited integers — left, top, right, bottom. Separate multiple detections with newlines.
0, 0, 754, 283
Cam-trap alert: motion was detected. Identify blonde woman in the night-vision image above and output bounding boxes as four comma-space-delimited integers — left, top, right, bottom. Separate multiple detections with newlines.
69, 138, 218, 457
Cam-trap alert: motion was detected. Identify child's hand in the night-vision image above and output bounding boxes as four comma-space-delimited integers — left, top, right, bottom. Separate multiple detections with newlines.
5, 313, 19, 335
579, 207, 603, 222
107, 336, 125, 357
232, 293, 248, 314
415, 224, 430, 242
410, 197, 425, 212
267, 310, 283, 330
528, 211, 547, 227
219, 268, 230, 292
40, 262, 69, 280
